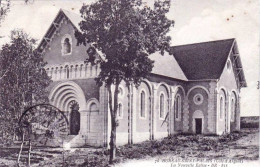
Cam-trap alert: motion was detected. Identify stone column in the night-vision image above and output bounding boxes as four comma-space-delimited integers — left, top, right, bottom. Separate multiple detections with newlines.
183, 96, 189, 132
215, 89, 220, 135
79, 64, 83, 78
74, 65, 78, 78
86, 63, 90, 77
149, 95, 152, 140
59, 67, 62, 80
227, 92, 231, 133
151, 85, 157, 139
207, 81, 217, 134
170, 87, 177, 135
127, 84, 131, 144
132, 85, 137, 143
50, 68, 54, 80
90, 65, 93, 77
130, 84, 134, 144
235, 94, 241, 131
79, 110, 88, 135
70, 66, 73, 79
54, 68, 58, 80
84, 64, 88, 78
167, 98, 171, 136
63, 67, 67, 79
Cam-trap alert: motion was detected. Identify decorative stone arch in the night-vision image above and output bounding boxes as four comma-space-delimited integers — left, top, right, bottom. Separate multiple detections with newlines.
187, 85, 209, 97
58, 91, 77, 110
230, 90, 238, 122
172, 85, 185, 113
175, 85, 186, 96
192, 110, 204, 134
63, 96, 77, 111
86, 98, 100, 112
118, 85, 125, 99
217, 86, 228, 96
141, 79, 153, 95
49, 81, 87, 111
156, 82, 170, 97
231, 89, 238, 97
218, 87, 228, 133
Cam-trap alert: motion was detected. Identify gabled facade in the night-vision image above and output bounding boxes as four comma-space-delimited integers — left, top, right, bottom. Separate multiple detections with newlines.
38, 9, 247, 147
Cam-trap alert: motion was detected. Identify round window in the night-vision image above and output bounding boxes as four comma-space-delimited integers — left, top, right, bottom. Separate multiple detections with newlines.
193, 94, 203, 105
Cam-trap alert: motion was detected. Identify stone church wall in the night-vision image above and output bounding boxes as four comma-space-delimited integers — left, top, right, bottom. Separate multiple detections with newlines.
217, 56, 240, 134
173, 88, 185, 133
43, 17, 89, 66
187, 86, 209, 134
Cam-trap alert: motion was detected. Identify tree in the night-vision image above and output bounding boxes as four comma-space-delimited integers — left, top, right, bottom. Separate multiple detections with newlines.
0, 0, 29, 38
0, 30, 51, 145
0, 0, 10, 26
75, 0, 174, 163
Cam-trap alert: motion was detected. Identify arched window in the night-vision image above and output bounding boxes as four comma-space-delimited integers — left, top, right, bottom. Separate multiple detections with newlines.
61, 35, 72, 55
140, 91, 145, 118
175, 95, 181, 119
117, 103, 123, 119
159, 93, 164, 119
65, 66, 69, 79
231, 98, 235, 121
64, 38, 71, 53
220, 96, 224, 119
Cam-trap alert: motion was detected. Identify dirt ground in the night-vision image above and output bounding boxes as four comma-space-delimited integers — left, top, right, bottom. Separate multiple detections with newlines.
0, 128, 259, 167
117, 128, 259, 167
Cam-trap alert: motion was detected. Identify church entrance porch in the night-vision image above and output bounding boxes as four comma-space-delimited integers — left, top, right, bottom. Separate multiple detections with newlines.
195, 118, 202, 134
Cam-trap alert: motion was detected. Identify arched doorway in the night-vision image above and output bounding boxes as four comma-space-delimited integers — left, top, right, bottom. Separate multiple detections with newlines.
69, 101, 80, 135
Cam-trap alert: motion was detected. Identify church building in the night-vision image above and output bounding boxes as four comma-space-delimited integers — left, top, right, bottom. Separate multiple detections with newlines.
38, 9, 247, 147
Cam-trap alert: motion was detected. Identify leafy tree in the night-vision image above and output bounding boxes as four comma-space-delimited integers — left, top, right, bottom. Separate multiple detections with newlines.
75, 0, 174, 163
0, 30, 51, 145
0, 0, 10, 26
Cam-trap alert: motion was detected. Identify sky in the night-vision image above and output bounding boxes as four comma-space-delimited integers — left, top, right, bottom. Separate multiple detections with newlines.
0, 0, 259, 116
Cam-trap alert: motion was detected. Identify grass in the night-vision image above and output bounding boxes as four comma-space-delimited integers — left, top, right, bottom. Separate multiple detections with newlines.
1, 128, 258, 167
75, 129, 257, 167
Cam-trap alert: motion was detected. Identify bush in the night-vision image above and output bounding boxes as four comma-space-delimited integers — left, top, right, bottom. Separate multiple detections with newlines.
241, 122, 259, 128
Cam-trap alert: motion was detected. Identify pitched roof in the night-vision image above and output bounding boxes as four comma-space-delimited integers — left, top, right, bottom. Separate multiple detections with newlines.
37, 9, 247, 87
150, 51, 187, 81
171, 39, 235, 80
62, 9, 82, 30
37, 9, 82, 52
37, 9, 187, 79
